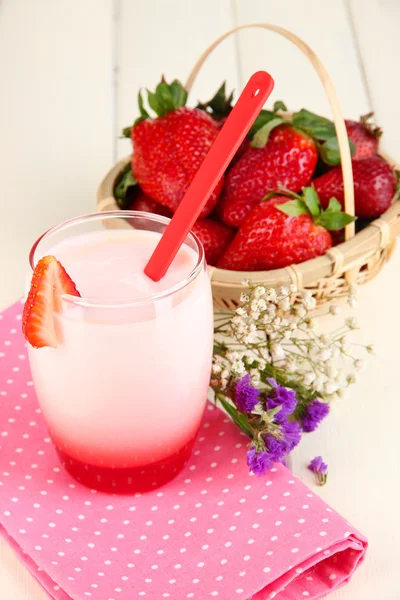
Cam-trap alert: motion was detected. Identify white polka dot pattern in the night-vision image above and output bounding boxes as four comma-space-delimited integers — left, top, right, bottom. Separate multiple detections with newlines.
0, 302, 367, 599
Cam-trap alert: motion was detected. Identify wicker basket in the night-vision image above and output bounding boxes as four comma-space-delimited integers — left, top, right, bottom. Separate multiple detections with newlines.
97, 23, 400, 310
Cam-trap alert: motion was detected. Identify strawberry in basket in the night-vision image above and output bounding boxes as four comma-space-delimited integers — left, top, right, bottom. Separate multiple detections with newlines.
219, 122, 318, 227
293, 109, 397, 218
313, 156, 397, 219
218, 187, 354, 271
123, 78, 223, 218
345, 112, 382, 160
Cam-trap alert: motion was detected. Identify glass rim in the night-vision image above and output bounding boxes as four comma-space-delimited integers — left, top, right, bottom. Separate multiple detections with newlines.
29, 210, 205, 308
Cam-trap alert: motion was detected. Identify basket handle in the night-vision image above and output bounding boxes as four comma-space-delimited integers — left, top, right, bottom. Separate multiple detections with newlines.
185, 23, 355, 241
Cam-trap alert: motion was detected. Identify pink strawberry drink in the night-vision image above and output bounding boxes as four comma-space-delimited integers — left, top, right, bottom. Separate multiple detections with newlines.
27, 212, 214, 493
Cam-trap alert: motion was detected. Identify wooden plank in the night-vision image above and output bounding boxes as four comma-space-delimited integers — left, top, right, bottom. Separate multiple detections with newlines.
291, 245, 400, 600
233, 0, 370, 121
116, 0, 240, 159
0, 0, 114, 310
348, 0, 400, 160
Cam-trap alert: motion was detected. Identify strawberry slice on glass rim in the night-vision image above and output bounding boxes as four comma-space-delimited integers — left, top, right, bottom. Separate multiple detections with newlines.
22, 255, 80, 349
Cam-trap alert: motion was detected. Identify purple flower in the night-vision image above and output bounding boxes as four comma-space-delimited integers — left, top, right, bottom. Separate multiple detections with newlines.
308, 456, 328, 486
246, 446, 274, 476
281, 420, 302, 452
234, 374, 260, 413
266, 378, 297, 417
302, 400, 330, 432
265, 435, 286, 463
265, 420, 302, 463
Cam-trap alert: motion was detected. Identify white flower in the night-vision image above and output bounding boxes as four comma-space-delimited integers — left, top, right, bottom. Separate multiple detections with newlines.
271, 343, 285, 362
253, 286, 266, 299
329, 304, 340, 315
331, 346, 340, 359
301, 290, 316, 311
349, 283, 360, 296
265, 289, 277, 303
289, 284, 297, 294
250, 368, 260, 383
279, 296, 291, 312
324, 381, 338, 395
303, 372, 316, 386
257, 299, 267, 312
348, 295, 358, 309
326, 364, 339, 379
273, 317, 282, 329
284, 358, 297, 372
278, 286, 289, 298
313, 375, 326, 392
295, 305, 306, 318
226, 351, 243, 363
319, 334, 331, 346
340, 342, 350, 355
240, 292, 250, 303
345, 317, 358, 330
305, 318, 316, 330
243, 332, 258, 344
236, 307, 247, 317
347, 374, 357, 385
212, 363, 222, 374
354, 359, 364, 371
319, 348, 332, 362
231, 360, 246, 376
366, 344, 375, 355
260, 348, 271, 362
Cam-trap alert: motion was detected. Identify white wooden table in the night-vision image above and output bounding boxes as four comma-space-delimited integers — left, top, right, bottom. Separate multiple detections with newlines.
1, 1, 399, 598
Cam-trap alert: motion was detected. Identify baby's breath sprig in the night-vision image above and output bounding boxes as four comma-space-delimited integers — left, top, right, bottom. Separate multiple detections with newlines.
211, 283, 371, 476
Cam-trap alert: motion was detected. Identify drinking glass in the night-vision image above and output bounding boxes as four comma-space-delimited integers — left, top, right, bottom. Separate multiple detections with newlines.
27, 212, 214, 493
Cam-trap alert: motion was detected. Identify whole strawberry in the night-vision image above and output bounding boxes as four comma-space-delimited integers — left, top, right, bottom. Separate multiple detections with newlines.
124, 79, 223, 218
313, 156, 396, 218
191, 219, 234, 266
345, 113, 381, 160
218, 187, 354, 271
219, 124, 318, 228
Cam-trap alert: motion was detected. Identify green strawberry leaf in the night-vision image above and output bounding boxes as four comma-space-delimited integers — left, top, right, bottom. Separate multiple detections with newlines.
197, 81, 234, 118
155, 82, 175, 113
122, 125, 132, 138
318, 136, 356, 166
138, 90, 150, 117
276, 199, 309, 217
170, 79, 188, 109
248, 109, 277, 138
123, 90, 151, 134
302, 186, 321, 217
147, 89, 166, 117
114, 163, 138, 208
292, 109, 333, 132
325, 197, 342, 213
317, 211, 355, 231
250, 117, 284, 148
248, 100, 287, 138
273, 100, 287, 113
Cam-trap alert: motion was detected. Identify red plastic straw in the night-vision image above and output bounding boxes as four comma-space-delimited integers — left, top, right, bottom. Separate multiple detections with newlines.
145, 71, 274, 281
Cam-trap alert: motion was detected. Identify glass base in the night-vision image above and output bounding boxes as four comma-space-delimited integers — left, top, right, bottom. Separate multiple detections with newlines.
55, 436, 196, 494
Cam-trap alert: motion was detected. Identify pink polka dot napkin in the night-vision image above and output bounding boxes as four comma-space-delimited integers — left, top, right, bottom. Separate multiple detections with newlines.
0, 301, 367, 600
